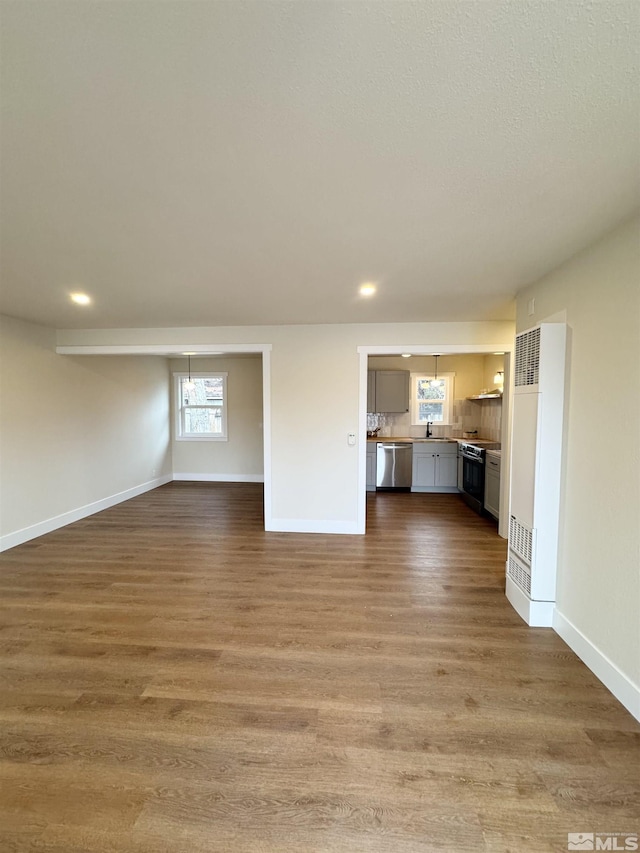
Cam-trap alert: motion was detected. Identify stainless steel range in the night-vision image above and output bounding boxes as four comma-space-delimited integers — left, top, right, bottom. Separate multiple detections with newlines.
459, 440, 500, 514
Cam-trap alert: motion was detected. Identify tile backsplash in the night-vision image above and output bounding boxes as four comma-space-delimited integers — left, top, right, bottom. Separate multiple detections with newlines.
368, 397, 502, 442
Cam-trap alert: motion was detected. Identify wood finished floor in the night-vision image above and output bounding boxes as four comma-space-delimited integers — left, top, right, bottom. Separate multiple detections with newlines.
0, 483, 638, 853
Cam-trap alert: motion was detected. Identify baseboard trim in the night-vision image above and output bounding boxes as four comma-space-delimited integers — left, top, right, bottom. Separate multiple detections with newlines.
267, 518, 362, 535
553, 609, 640, 722
172, 473, 264, 483
410, 486, 459, 494
0, 474, 173, 553
505, 575, 555, 627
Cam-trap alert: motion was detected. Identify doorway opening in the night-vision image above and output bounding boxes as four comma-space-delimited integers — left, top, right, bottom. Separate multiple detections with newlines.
357, 344, 513, 538
55, 342, 273, 531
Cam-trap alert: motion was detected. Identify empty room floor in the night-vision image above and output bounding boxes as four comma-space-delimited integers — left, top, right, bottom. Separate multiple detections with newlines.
0, 482, 638, 852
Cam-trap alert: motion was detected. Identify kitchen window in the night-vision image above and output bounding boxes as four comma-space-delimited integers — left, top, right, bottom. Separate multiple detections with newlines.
410, 373, 454, 426
175, 373, 228, 441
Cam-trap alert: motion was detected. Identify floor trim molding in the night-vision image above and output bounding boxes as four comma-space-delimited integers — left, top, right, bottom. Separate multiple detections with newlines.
267, 518, 361, 535
172, 473, 264, 483
505, 576, 554, 627
553, 609, 640, 722
0, 475, 173, 553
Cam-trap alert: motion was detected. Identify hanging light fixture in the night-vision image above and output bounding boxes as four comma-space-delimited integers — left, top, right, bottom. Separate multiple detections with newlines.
430, 354, 442, 387
183, 353, 196, 393
493, 370, 504, 387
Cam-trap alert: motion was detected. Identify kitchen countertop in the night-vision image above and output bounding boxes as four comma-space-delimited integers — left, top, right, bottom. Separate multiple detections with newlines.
366, 436, 458, 443
366, 436, 500, 447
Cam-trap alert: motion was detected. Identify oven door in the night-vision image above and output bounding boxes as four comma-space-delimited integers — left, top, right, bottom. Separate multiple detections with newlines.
462, 456, 485, 512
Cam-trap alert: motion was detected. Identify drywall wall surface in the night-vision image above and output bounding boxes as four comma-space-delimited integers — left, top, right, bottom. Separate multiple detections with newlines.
56, 320, 516, 349
169, 355, 263, 478
0, 314, 171, 541
516, 214, 640, 691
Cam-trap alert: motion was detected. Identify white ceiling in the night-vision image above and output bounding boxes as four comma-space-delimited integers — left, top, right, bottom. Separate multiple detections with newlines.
1, 1, 638, 330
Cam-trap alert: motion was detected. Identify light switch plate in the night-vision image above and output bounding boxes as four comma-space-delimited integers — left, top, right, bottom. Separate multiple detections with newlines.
347, 433, 356, 446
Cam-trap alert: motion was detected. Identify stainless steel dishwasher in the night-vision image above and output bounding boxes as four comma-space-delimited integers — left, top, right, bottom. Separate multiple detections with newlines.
376, 442, 413, 490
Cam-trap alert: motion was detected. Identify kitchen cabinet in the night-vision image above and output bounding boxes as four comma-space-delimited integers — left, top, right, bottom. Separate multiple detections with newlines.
366, 443, 377, 491
411, 442, 458, 492
367, 370, 409, 413
484, 451, 500, 520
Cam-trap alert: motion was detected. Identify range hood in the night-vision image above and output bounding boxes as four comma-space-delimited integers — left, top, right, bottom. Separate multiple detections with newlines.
466, 389, 503, 400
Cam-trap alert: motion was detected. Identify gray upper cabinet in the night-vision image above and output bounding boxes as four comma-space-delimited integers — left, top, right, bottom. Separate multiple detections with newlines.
367, 370, 377, 413
367, 370, 410, 413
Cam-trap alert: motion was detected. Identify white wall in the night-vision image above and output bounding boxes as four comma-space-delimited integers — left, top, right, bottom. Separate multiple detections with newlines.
516, 214, 640, 715
0, 314, 172, 549
169, 355, 263, 480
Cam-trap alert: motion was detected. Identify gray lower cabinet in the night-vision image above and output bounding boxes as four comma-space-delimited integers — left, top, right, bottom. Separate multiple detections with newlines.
411, 442, 458, 492
484, 452, 501, 519
366, 443, 377, 491
367, 370, 410, 413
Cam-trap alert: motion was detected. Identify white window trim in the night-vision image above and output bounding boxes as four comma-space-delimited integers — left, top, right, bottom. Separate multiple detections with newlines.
410, 372, 455, 426
174, 372, 228, 441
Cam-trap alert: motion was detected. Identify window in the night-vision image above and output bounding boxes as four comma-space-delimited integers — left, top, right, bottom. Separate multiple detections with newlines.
175, 373, 227, 440
410, 372, 454, 426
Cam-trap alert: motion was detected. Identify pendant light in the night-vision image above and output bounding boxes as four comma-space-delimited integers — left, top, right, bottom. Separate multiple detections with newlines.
183, 353, 196, 393
430, 354, 442, 387
493, 370, 504, 387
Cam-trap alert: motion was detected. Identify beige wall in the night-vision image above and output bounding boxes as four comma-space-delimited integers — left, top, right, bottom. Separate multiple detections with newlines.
169, 355, 263, 479
516, 214, 640, 697
0, 314, 171, 545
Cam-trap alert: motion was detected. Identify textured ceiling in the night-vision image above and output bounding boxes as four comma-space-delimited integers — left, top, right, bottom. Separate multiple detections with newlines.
1, 1, 638, 329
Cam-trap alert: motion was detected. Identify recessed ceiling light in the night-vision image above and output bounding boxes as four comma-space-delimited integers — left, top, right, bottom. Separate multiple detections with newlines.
359, 283, 376, 296
493, 352, 505, 355
401, 353, 412, 358
181, 352, 197, 355
70, 292, 91, 306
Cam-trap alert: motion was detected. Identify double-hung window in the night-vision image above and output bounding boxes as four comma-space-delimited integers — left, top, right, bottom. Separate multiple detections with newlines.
410, 372, 454, 426
175, 373, 228, 440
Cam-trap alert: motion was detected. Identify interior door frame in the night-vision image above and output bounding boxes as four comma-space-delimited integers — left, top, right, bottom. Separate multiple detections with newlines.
356, 343, 513, 538
56, 342, 273, 530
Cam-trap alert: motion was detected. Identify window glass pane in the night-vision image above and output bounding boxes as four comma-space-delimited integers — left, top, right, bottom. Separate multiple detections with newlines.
417, 378, 445, 401
418, 402, 444, 422
181, 377, 224, 406
184, 407, 223, 434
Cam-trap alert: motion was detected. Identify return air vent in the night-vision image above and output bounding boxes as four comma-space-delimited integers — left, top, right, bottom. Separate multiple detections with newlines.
508, 553, 532, 595
515, 327, 541, 386
509, 515, 533, 565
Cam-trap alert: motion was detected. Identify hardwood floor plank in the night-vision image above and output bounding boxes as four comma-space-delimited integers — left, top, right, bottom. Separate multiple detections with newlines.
0, 483, 638, 853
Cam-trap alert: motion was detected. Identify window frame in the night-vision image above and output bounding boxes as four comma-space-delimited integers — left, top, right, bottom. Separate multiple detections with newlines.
410, 372, 455, 426
174, 371, 228, 442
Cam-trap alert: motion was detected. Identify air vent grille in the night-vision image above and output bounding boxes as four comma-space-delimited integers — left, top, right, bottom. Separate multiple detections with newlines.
509, 515, 533, 565
508, 553, 532, 595
515, 327, 541, 386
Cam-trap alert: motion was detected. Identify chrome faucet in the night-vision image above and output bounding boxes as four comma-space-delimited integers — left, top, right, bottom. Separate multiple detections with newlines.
425, 421, 433, 438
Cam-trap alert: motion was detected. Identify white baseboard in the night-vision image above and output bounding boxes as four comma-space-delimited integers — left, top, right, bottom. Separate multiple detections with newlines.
410, 486, 459, 494
267, 518, 362, 535
0, 474, 173, 553
505, 576, 555, 627
553, 609, 640, 722
172, 473, 264, 483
